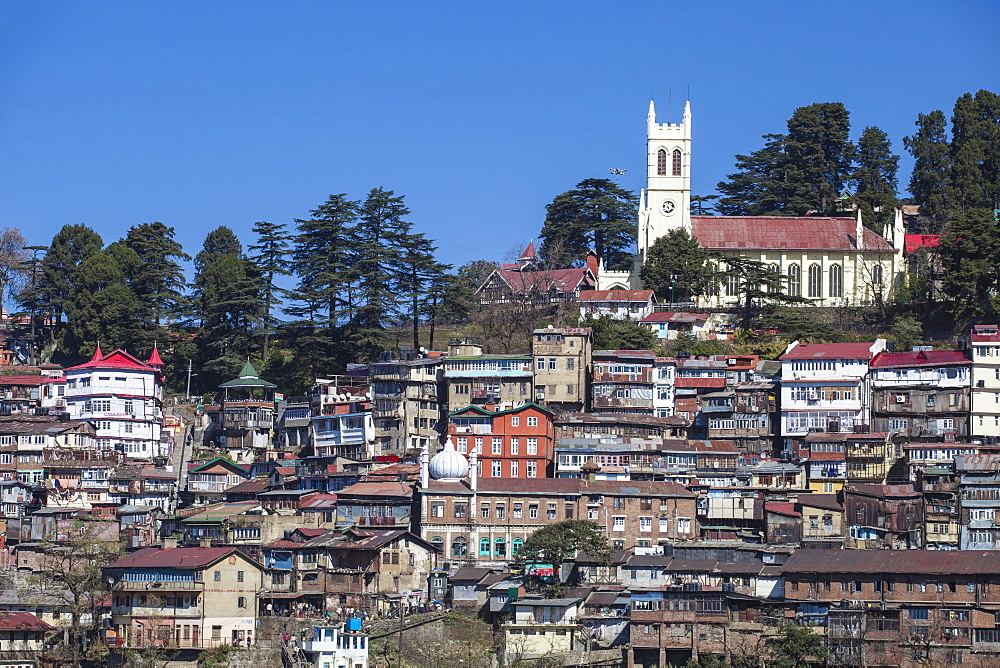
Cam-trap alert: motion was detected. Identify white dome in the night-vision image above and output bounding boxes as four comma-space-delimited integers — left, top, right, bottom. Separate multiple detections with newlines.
429, 437, 469, 481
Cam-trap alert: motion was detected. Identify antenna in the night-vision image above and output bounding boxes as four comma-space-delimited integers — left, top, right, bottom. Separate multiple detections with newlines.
668, 86, 672, 123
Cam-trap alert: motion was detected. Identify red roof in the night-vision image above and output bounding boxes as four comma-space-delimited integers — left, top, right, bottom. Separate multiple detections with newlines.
147, 345, 164, 367
870, 350, 968, 368
0, 611, 54, 631
675, 377, 727, 389
0, 375, 46, 386
641, 311, 709, 324
578, 289, 654, 303
493, 267, 594, 295
780, 342, 879, 360
971, 325, 1000, 343
904, 234, 940, 253
765, 501, 801, 518
337, 481, 413, 498
107, 547, 252, 570
691, 216, 894, 251
68, 348, 157, 372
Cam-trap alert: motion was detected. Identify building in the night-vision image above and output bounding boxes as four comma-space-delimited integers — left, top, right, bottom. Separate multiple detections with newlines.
640, 311, 711, 340
956, 453, 1000, 550
301, 622, 369, 668
779, 340, 887, 454
477, 243, 596, 306
843, 483, 923, 549
501, 597, 584, 662
310, 402, 375, 460
0, 611, 54, 666
531, 326, 592, 412
448, 403, 556, 479
64, 346, 165, 459
598, 100, 907, 311
442, 343, 533, 413
104, 546, 262, 651
185, 458, 250, 506
870, 349, 971, 439
577, 289, 656, 321
970, 324, 1000, 439
212, 361, 275, 458
591, 350, 656, 415
370, 356, 444, 455
554, 413, 688, 441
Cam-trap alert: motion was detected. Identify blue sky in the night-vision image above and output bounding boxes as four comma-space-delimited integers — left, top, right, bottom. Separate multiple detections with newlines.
1, 1, 998, 275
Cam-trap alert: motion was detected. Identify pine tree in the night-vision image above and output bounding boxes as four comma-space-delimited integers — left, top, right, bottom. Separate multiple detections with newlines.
851, 126, 900, 235
716, 134, 788, 216
248, 220, 291, 361
538, 178, 638, 270
639, 229, 714, 303
784, 102, 855, 215
351, 188, 411, 361
29, 224, 103, 327
903, 110, 951, 225
937, 208, 1000, 316
949, 90, 1000, 212
397, 232, 450, 349
123, 221, 190, 325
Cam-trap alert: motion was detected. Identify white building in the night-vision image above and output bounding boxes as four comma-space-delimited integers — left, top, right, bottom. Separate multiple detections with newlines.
300, 622, 369, 668
64, 346, 165, 459
652, 357, 676, 417
971, 324, 1000, 439
779, 340, 887, 452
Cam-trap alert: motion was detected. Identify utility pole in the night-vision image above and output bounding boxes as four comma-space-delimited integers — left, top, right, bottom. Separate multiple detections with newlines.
609, 168, 626, 186
185, 359, 193, 400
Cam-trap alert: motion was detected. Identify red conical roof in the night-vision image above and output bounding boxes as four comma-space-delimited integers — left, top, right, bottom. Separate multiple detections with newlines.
147, 345, 164, 367
519, 242, 536, 260
90, 344, 103, 363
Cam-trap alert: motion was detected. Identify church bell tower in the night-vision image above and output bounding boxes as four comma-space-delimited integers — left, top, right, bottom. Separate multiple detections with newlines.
639, 99, 692, 259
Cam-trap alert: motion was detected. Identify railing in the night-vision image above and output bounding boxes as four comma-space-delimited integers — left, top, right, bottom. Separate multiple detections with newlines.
187, 481, 228, 492
113, 580, 204, 591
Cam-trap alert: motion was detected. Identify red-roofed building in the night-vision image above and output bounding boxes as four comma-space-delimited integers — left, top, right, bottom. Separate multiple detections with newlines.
64, 347, 166, 460
0, 610, 54, 659
641, 311, 711, 340
577, 289, 656, 321
448, 402, 556, 479
595, 100, 906, 311
779, 340, 888, 454
870, 349, 972, 438
971, 325, 1000, 440
476, 261, 596, 307
104, 546, 262, 651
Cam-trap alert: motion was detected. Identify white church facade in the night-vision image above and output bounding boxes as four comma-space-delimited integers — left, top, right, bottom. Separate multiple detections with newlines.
598, 101, 906, 308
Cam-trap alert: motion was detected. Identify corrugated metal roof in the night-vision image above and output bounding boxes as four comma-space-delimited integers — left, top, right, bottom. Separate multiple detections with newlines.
782, 549, 1000, 575
691, 216, 894, 252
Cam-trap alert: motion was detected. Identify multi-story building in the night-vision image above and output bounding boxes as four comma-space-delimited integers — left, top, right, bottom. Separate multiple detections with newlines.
64, 346, 165, 459
970, 324, 1000, 439
870, 349, 971, 438
591, 350, 656, 414
274, 396, 312, 452
370, 356, 444, 455
779, 340, 888, 454
105, 546, 262, 652
782, 549, 1000, 667
554, 413, 688, 441
311, 402, 375, 460
917, 466, 961, 550
640, 311, 711, 340
843, 483, 923, 549
531, 326, 591, 412
956, 453, 1000, 550
417, 442, 697, 568
212, 361, 275, 457
652, 357, 676, 417
443, 343, 533, 413
185, 457, 250, 506
334, 482, 414, 530
577, 289, 656, 321
448, 403, 556, 479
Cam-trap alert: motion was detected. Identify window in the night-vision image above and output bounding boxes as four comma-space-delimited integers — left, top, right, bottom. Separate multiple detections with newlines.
548, 358, 557, 370
808, 264, 822, 298
660, 517, 669, 531
213, 571, 221, 582
612, 517, 625, 531
527, 461, 537, 477
565, 503, 574, 519
639, 517, 652, 532
454, 503, 467, 518
787, 264, 801, 297
479, 538, 491, 556
237, 570, 244, 583
871, 263, 883, 290
672, 148, 682, 176
475, 437, 483, 453
536, 359, 545, 371
657, 148, 667, 176
496, 504, 505, 519
457, 437, 467, 453
567, 358, 575, 370
431, 502, 444, 518
491, 460, 501, 477
510, 438, 519, 455
511, 416, 519, 427
452, 538, 467, 557
547, 504, 556, 519
238, 596, 247, 608
512, 537, 523, 555
481, 504, 490, 519
527, 438, 538, 455
529, 505, 538, 519
829, 264, 843, 298
513, 503, 522, 518
726, 271, 738, 297
527, 417, 538, 427
909, 608, 929, 620
677, 518, 691, 533
492, 437, 502, 455
431, 536, 443, 551
495, 538, 506, 556
510, 460, 519, 477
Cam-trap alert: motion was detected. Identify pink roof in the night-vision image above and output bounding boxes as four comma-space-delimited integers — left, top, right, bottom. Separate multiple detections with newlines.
870, 350, 968, 368
904, 234, 940, 254
520, 241, 536, 259
578, 289, 654, 303
68, 348, 157, 372
765, 501, 801, 518
641, 311, 709, 324
147, 345, 164, 367
691, 216, 894, 251
0, 611, 54, 631
0, 375, 46, 386
780, 342, 878, 360
675, 377, 727, 389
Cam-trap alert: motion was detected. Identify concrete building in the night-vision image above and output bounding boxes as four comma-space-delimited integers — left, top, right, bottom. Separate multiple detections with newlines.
577, 290, 656, 321
442, 343, 533, 413
370, 356, 444, 455
970, 324, 1000, 439
591, 350, 656, 415
531, 326, 592, 412
870, 349, 971, 439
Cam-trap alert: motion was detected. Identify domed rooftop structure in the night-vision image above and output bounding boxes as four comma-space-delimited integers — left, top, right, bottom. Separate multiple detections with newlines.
429, 436, 469, 482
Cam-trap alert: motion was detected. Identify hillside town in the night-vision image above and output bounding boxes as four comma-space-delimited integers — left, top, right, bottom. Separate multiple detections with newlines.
0, 315, 998, 667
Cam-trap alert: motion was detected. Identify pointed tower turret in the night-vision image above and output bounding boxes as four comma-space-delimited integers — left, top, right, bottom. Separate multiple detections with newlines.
147, 344, 164, 368
89, 344, 103, 363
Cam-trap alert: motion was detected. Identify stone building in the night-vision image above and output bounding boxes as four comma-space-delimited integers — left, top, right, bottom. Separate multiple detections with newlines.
531, 326, 592, 412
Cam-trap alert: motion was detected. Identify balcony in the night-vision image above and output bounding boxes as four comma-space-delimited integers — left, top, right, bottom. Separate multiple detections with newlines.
113, 580, 204, 591
592, 396, 653, 410
187, 481, 228, 492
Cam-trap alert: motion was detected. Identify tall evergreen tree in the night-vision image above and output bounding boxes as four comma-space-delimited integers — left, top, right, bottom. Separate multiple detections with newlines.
397, 232, 450, 349
716, 134, 789, 216
639, 229, 714, 303
937, 208, 1000, 316
123, 221, 190, 325
851, 126, 900, 235
783, 102, 855, 215
903, 110, 951, 223
28, 224, 103, 327
949, 90, 1000, 212
190, 227, 265, 387
248, 220, 291, 361
351, 187, 410, 361
538, 178, 638, 270
289, 195, 357, 330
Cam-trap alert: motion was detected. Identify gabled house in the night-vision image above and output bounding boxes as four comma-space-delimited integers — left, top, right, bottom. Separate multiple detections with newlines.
185, 458, 249, 506
448, 403, 556, 479
577, 289, 656, 321
476, 244, 596, 307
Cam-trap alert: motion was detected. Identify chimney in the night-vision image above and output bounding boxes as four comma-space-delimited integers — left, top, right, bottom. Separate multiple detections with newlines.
856, 209, 864, 250
163, 537, 178, 549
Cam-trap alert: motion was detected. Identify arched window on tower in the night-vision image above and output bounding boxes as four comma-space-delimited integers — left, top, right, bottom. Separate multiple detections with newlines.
829, 264, 843, 298
657, 149, 667, 176
672, 149, 682, 176
787, 264, 801, 297
808, 264, 822, 298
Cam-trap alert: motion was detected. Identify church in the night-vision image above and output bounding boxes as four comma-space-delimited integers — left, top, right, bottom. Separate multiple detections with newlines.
597, 101, 906, 308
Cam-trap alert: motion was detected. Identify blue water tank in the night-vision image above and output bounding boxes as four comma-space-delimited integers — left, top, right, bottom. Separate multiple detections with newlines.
346, 618, 362, 631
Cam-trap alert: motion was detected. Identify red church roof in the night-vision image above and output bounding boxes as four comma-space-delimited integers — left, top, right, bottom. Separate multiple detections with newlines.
691, 216, 895, 252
